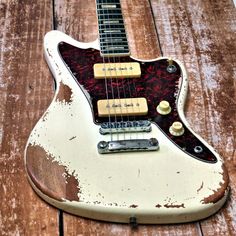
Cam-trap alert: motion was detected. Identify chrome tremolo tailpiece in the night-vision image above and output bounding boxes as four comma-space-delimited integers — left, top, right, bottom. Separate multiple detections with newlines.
97, 138, 159, 154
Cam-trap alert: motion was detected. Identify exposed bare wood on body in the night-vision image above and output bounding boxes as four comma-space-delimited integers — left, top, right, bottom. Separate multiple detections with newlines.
26, 144, 80, 201
56, 83, 73, 103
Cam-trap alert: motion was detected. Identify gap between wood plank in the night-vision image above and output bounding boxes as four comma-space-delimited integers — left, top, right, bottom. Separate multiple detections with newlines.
52, 0, 65, 235
148, 0, 163, 56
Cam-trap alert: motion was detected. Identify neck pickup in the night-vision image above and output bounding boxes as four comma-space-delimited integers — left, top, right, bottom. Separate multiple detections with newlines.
94, 62, 141, 79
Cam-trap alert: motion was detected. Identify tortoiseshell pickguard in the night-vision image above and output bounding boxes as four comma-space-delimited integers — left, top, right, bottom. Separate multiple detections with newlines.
58, 42, 217, 163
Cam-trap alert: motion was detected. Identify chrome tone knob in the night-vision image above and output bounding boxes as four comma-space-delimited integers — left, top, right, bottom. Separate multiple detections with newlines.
169, 121, 184, 136
156, 100, 171, 115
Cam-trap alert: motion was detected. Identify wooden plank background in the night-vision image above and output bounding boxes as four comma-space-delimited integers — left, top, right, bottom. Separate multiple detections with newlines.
0, 0, 235, 235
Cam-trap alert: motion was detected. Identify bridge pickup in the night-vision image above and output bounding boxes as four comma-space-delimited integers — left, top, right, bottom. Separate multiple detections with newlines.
99, 120, 152, 134
97, 138, 159, 154
97, 97, 148, 117
93, 62, 141, 79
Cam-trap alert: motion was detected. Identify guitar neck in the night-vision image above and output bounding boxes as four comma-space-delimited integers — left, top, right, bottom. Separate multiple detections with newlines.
96, 0, 130, 57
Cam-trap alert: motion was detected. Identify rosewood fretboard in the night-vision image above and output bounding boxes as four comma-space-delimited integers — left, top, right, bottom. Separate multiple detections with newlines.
96, 0, 130, 56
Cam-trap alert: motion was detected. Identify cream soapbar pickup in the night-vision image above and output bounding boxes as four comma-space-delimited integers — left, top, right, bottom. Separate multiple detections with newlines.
93, 62, 141, 79
97, 97, 148, 117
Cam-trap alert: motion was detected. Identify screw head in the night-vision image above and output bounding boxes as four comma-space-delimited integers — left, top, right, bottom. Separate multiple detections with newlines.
98, 141, 108, 149
167, 65, 177, 73
149, 138, 159, 146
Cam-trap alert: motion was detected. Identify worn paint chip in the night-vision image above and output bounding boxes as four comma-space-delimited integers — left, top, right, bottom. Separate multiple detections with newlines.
26, 144, 80, 201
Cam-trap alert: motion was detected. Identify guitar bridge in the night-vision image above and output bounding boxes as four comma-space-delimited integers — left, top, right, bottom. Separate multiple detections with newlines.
97, 138, 159, 154
99, 120, 152, 134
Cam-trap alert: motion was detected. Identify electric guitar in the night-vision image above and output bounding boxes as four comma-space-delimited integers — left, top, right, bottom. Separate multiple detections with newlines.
24, 0, 229, 224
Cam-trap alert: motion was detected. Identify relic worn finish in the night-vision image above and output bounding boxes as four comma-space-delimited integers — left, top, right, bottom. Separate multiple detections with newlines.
24, 26, 228, 225
26, 144, 80, 202
0, 0, 235, 235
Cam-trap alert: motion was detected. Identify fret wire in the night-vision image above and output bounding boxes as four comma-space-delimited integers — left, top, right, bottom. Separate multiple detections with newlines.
98, 15, 122, 19
99, 29, 126, 33
96, 0, 129, 55
98, 13, 123, 16
99, 25, 125, 29
99, 41, 128, 44
101, 45, 129, 48
99, 36, 127, 40
99, 26, 125, 29
97, 5, 121, 9
98, 22, 124, 25
97, 8, 122, 14
98, 18, 124, 21
96, 1, 121, 4
101, 50, 130, 53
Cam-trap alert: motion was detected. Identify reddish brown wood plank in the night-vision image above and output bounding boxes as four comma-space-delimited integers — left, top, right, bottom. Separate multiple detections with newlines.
54, 0, 98, 42
0, 1, 59, 235
64, 215, 202, 236
121, 0, 161, 59
151, 0, 236, 235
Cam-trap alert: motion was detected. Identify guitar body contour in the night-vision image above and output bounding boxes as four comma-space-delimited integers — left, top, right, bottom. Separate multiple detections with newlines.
24, 30, 229, 224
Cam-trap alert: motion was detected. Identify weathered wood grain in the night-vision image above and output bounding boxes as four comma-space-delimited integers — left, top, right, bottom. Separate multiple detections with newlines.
0, 0, 235, 235
0, 1, 59, 235
64, 214, 202, 236
121, 0, 161, 59
152, 0, 236, 235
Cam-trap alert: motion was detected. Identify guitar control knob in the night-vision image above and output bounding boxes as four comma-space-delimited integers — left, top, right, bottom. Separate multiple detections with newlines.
157, 100, 171, 115
169, 121, 184, 136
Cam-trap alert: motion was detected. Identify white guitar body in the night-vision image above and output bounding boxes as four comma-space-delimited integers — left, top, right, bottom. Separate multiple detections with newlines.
24, 30, 229, 224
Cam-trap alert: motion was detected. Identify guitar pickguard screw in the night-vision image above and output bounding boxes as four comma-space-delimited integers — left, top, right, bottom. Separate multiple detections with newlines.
167, 65, 177, 73
194, 146, 203, 153
167, 58, 177, 73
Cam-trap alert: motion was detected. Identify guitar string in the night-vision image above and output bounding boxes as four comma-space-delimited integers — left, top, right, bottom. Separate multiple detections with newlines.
116, 4, 132, 140
111, 0, 137, 140
103, 0, 125, 141
100, 0, 142, 141
114, 0, 142, 140
104, 0, 120, 141
106, 0, 127, 141
97, 0, 113, 141
101, 0, 137, 141
119, 19, 141, 140
100, 0, 120, 141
